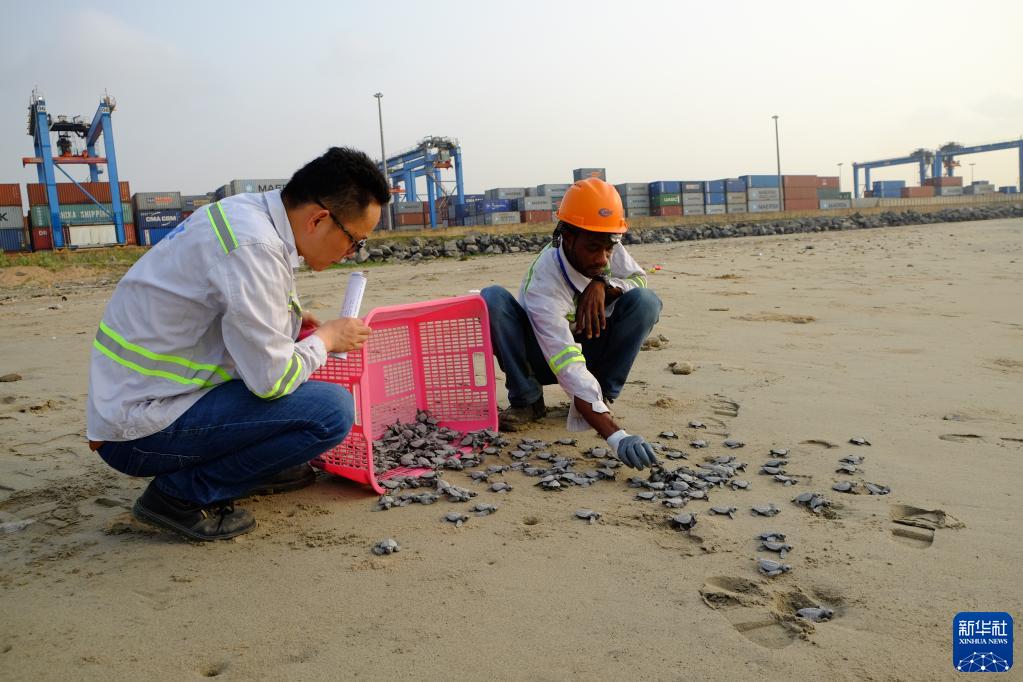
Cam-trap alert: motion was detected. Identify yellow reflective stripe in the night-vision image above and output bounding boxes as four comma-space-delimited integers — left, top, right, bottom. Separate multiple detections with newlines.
207, 205, 229, 254
552, 355, 586, 374
256, 355, 295, 399
93, 340, 216, 388
549, 345, 581, 365
216, 203, 239, 250
281, 354, 303, 396
523, 243, 551, 293
628, 274, 648, 288
98, 322, 231, 382
289, 293, 302, 316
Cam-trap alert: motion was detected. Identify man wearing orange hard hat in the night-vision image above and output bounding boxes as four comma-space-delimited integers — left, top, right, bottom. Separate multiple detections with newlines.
481, 177, 662, 470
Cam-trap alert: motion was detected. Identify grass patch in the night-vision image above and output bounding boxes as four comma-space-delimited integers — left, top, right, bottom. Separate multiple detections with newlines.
1, 247, 147, 271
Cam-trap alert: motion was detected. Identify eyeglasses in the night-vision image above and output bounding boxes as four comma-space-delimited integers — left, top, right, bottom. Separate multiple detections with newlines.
315, 201, 366, 255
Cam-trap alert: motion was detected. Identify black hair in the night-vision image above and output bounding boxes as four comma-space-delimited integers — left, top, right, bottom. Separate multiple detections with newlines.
282, 147, 391, 219
552, 220, 577, 247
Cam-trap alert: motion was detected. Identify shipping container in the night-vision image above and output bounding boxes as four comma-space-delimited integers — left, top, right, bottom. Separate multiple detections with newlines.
29, 203, 134, 227
141, 227, 175, 247
621, 196, 651, 208
747, 200, 781, 212
517, 196, 553, 211
27, 181, 131, 206
739, 175, 779, 189
816, 188, 843, 199
572, 168, 606, 182
520, 210, 553, 223
0, 206, 24, 230
681, 193, 703, 206
725, 192, 747, 204
394, 214, 425, 227
998, 186, 1019, 193
229, 178, 288, 196
678, 182, 703, 193
683, 206, 705, 216
783, 199, 818, 211
484, 187, 526, 200
625, 207, 651, 217
651, 205, 682, 217
963, 184, 995, 195
132, 191, 182, 210
649, 193, 681, 207
484, 211, 520, 225
819, 199, 852, 209
0, 184, 21, 206
726, 204, 747, 214
0, 228, 28, 252
782, 175, 818, 188
704, 180, 725, 194
704, 192, 726, 205
481, 199, 512, 213
817, 176, 840, 189
615, 183, 647, 196
871, 180, 906, 190
67, 224, 117, 247
536, 184, 571, 196
723, 178, 746, 192
395, 201, 425, 214
936, 186, 964, 196
181, 195, 212, 211
900, 186, 935, 198
923, 176, 963, 187
783, 187, 818, 200
137, 209, 183, 230
649, 181, 681, 194
746, 188, 781, 201
704, 204, 727, 215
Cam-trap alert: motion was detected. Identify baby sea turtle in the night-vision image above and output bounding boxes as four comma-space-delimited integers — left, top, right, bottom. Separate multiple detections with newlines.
555, 438, 577, 446
443, 512, 468, 527
864, 482, 891, 495
472, 503, 498, 516
509, 450, 528, 460
836, 463, 857, 475
371, 538, 401, 556
730, 479, 751, 491
757, 531, 786, 542
575, 509, 601, 524
760, 465, 784, 475
773, 475, 798, 486
723, 439, 745, 449
770, 448, 790, 457
663, 497, 686, 509
685, 490, 708, 501
839, 455, 865, 465
709, 506, 737, 519
689, 421, 707, 429
416, 493, 439, 505
538, 478, 562, 491
664, 450, 688, 460
635, 491, 658, 501
751, 503, 780, 517
759, 540, 793, 558
757, 557, 792, 577
832, 481, 857, 493
763, 459, 788, 468
470, 471, 490, 482
670, 513, 698, 531
796, 606, 834, 623
585, 447, 609, 458
376, 495, 397, 511
849, 437, 871, 446
659, 431, 680, 440
490, 482, 513, 493
690, 439, 708, 449
792, 492, 831, 514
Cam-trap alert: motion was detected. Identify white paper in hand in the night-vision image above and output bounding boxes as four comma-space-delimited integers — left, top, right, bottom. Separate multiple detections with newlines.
330, 271, 367, 359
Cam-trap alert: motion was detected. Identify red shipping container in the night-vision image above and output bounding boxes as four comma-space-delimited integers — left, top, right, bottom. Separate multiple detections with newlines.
651, 206, 682, 217
394, 214, 425, 227
520, 210, 552, 223
816, 176, 840, 189
782, 175, 818, 188
901, 186, 935, 198
27, 181, 132, 206
0, 184, 21, 206
32, 223, 137, 250
782, 187, 818, 200
784, 199, 819, 211
923, 176, 963, 187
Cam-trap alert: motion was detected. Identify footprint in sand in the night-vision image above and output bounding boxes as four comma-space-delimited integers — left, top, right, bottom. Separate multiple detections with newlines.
711, 395, 740, 418
699, 576, 798, 649
890, 504, 965, 549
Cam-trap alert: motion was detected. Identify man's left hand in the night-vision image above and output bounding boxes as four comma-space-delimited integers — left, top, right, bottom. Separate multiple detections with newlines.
302, 311, 323, 328
575, 280, 607, 339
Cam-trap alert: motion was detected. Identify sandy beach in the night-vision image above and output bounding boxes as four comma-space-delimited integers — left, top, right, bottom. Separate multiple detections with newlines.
1, 217, 1021, 680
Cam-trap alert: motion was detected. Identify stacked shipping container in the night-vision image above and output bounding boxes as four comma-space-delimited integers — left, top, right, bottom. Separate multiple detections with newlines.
782, 175, 819, 211
722, 178, 748, 214
740, 176, 781, 212
133, 192, 182, 246
27, 181, 136, 248
0, 184, 27, 252
648, 181, 682, 217
703, 180, 726, 215
679, 182, 704, 216
816, 176, 852, 209
615, 183, 650, 218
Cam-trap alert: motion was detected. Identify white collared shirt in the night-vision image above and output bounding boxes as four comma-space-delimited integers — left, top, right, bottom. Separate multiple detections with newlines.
87, 190, 327, 442
517, 241, 648, 430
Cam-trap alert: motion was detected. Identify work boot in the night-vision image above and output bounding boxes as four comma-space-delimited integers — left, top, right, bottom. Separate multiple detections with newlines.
243, 463, 317, 497
498, 398, 546, 432
132, 482, 255, 542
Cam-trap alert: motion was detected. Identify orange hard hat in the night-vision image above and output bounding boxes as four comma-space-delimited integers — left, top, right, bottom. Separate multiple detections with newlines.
556, 178, 628, 234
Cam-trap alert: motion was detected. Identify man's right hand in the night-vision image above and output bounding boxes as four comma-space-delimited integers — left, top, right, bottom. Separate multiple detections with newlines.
313, 318, 372, 353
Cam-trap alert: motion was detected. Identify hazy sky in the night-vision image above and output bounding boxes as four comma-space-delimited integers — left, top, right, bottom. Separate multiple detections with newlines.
2, 0, 1021, 200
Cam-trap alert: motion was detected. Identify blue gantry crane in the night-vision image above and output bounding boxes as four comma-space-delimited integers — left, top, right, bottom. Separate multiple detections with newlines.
385, 136, 464, 228
851, 148, 933, 198
22, 90, 127, 249
932, 139, 1023, 184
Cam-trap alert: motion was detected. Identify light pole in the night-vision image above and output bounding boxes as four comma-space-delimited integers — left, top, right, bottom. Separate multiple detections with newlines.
374, 92, 392, 231
969, 162, 975, 185
772, 115, 783, 209
837, 162, 843, 191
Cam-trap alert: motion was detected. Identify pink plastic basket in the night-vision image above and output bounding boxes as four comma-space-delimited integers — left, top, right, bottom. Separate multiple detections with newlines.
309, 294, 497, 494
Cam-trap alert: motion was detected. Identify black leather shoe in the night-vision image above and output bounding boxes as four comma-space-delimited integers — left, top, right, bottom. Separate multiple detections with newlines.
245, 463, 317, 497
132, 482, 255, 542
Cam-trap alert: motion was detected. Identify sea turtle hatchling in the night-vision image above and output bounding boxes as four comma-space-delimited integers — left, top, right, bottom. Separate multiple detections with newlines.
773, 475, 798, 486
689, 421, 707, 429
759, 540, 793, 558
690, 439, 708, 449
575, 509, 601, 524
839, 455, 865, 465
730, 479, 752, 491
751, 503, 780, 517
756, 557, 792, 577
443, 512, 468, 527
763, 459, 788, 468
635, 491, 658, 501
849, 437, 871, 446
663, 497, 686, 509
864, 482, 891, 495
709, 506, 737, 519
792, 492, 831, 514
555, 438, 578, 446
659, 431, 680, 440
760, 465, 784, 476
723, 439, 745, 449
796, 606, 834, 623
371, 538, 401, 556
757, 531, 786, 542
836, 463, 857, 475
770, 448, 790, 457
471, 503, 498, 516
670, 513, 698, 531
832, 481, 857, 493
490, 482, 513, 493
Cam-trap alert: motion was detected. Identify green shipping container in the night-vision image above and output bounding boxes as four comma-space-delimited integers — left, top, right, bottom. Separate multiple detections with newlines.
29, 203, 134, 227
816, 189, 853, 200
649, 193, 681, 207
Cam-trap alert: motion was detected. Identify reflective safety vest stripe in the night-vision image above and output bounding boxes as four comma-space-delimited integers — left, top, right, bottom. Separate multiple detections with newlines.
627, 273, 647, 288
255, 353, 303, 400
207, 203, 239, 254
548, 345, 585, 374
93, 321, 232, 387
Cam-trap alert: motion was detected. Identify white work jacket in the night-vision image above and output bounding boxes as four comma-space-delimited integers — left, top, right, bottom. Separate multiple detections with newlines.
86, 190, 327, 442
518, 241, 648, 429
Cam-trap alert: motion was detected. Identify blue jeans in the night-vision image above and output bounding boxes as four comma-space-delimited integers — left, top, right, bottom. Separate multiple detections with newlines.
98, 380, 354, 505
481, 286, 662, 407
